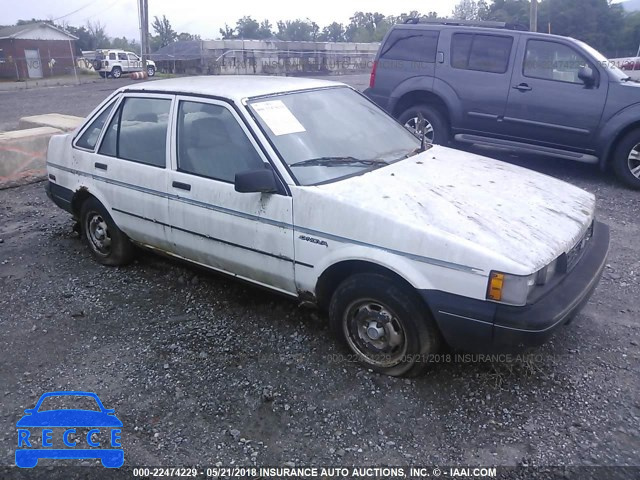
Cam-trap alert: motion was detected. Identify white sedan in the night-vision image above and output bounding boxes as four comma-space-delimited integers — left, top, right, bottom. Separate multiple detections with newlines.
45, 76, 609, 376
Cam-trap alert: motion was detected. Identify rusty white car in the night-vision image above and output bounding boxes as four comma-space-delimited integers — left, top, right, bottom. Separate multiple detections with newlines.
45, 76, 610, 377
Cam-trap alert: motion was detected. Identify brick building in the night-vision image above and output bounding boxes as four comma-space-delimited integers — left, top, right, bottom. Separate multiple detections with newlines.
0, 23, 78, 80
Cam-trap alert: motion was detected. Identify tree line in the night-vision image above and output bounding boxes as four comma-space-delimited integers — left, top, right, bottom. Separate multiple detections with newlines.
451, 0, 640, 58
4, 0, 640, 58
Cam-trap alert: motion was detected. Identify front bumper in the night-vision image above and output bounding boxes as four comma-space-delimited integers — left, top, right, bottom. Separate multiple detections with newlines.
421, 221, 610, 352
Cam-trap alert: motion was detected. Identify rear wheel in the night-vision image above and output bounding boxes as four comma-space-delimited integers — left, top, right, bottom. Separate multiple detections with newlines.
80, 197, 134, 266
329, 273, 441, 377
111, 66, 122, 79
613, 129, 640, 189
398, 104, 449, 146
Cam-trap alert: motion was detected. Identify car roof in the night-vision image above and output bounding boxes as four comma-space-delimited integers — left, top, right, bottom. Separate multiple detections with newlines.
392, 23, 578, 43
120, 75, 345, 102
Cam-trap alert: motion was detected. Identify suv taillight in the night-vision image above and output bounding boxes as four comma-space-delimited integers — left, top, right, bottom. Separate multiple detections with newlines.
369, 60, 378, 89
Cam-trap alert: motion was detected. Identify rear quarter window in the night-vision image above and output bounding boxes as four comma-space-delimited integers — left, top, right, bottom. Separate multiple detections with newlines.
380, 29, 439, 63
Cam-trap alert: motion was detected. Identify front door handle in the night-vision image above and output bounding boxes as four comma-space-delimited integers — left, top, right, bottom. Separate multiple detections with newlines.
94, 162, 108, 171
513, 83, 532, 92
172, 181, 191, 191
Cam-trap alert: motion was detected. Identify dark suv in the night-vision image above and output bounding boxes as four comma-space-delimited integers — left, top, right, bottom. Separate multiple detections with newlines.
365, 19, 640, 189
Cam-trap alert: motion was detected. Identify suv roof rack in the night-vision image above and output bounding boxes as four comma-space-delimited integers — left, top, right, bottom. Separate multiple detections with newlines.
403, 17, 528, 31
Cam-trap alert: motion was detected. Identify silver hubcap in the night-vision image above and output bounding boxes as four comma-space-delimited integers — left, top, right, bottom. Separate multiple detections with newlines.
405, 116, 434, 143
629, 143, 640, 179
87, 213, 111, 256
147, 67, 153, 76
113, 69, 120, 78
343, 300, 407, 368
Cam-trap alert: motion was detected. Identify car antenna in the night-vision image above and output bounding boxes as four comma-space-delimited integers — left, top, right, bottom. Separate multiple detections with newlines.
417, 112, 427, 152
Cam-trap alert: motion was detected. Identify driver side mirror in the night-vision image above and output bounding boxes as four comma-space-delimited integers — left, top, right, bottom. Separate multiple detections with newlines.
578, 66, 596, 87
235, 167, 279, 194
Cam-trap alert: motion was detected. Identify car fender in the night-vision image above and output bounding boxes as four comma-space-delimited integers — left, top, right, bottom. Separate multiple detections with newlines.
311, 243, 437, 293
389, 76, 461, 122
598, 102, 640, 168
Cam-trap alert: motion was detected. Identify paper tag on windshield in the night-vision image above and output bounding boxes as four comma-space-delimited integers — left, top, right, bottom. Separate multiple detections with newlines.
252, 100, 306, 136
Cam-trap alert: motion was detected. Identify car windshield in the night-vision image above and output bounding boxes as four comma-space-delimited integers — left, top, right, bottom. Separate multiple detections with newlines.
248, 87, 421, 185
38, 395, 101, 412
575, 40, 629, 81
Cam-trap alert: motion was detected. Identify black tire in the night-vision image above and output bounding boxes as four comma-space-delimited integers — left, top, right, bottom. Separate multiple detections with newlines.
111, 66, 122, 79
612, 129, 640, 190
329, 273, 441, 377
80, 197, 134, 266
398, 104, 449, 146
147, 65, 156, 77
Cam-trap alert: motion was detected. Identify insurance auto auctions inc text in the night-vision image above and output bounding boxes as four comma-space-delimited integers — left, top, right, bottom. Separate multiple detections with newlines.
242, 466, 497, 478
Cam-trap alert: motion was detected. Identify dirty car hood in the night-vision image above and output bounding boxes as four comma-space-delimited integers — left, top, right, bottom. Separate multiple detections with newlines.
314, 145, 596, 273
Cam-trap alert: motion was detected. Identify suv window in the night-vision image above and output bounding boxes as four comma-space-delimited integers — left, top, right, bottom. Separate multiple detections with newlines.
451, 33, 513, 73
380, 29, 439, 63
76, 101, 116, 150
176, 101, 263, 183
127, 53, 138, 61
109, 52, 116, 60
524, 40, 592, 84
99, 97, 171, 167
118, 53, 127, 61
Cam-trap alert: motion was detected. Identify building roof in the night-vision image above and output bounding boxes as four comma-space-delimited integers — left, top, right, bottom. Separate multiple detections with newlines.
152, 41, 202, 61
120, 75, 343, 101
0, 22, 77, 40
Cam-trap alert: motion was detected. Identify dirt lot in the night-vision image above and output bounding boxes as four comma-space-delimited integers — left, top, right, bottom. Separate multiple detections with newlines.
0, 76, 639, 479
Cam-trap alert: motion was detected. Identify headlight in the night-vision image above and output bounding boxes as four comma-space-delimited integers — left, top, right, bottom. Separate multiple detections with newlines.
487, 271, 536, 306
487, 258, 559, 306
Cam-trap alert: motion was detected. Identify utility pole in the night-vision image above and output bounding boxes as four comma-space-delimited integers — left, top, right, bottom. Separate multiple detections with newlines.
530, 0, 538, 32
138, 0, 149, 73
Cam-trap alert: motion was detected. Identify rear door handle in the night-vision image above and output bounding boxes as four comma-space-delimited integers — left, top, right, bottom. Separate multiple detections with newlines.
513, 83, 532, 92
172, 181, 191, 191
94, 162, 108, 171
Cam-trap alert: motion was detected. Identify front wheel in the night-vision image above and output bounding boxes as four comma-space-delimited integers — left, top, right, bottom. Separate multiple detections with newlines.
80, 197, 134, 266
398, 104, 449, 146
329, 273, 441, 377
147, 65, 156, 77
613, 129, 640, 189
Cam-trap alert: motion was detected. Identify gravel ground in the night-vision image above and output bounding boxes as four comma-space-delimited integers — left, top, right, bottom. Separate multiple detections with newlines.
0, 75, 638, 479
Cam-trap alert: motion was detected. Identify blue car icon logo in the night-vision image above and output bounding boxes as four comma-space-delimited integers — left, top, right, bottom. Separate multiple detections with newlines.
15, 391, 123, 468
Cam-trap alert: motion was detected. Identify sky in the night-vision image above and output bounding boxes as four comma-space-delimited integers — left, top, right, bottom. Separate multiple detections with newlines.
1, 0, 462, 40
1, 0, 630, 41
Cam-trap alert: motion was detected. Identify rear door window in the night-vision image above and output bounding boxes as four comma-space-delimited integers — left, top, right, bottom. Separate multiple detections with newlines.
451, 33, 513, 73
99, 97, 171, 167
380, 29, 440, 63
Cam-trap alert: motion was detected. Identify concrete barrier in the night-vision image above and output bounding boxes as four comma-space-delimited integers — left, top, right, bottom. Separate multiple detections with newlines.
19, 113, 83, 132
0, 127, 61, 186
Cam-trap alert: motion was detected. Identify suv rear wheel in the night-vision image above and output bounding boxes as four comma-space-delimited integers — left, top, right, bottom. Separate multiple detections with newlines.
398, 104, 449, 146
613, 129, 640, 190
111, 66, 122, 79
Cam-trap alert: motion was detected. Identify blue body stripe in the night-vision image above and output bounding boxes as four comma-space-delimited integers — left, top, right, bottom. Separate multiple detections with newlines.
47, 162, 484, 275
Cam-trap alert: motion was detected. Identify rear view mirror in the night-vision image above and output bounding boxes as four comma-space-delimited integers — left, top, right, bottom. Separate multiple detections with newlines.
235, 168, 279, 194
578, 66, 596, 87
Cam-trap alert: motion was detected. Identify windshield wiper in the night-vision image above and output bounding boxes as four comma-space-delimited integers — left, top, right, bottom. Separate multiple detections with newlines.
289, 156, 388, 168
398, 146, 432, 161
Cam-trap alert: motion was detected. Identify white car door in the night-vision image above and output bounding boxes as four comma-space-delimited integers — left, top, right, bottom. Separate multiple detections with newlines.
166, 96, 296, 294
127, 53, 141, 72
79, 93, 174, 249
117, 52, 129, 72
